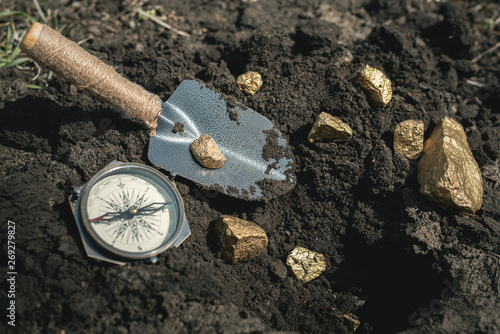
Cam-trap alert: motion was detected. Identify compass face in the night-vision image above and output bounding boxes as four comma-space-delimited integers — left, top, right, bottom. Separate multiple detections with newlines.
80, 163, 184, 259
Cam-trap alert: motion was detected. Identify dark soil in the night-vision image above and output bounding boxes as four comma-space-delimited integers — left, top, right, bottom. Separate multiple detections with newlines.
172, 122, 185, 134
1, 0, 499, 333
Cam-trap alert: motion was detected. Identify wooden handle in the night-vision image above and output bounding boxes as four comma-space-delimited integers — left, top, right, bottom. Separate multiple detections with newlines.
20, 23, 162, 132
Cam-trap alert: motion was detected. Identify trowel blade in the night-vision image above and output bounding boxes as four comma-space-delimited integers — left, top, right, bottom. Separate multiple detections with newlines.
148, 80, 295, 200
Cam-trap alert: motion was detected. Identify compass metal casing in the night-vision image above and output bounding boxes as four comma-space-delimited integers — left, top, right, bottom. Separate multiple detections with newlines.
69, 161, 190, 265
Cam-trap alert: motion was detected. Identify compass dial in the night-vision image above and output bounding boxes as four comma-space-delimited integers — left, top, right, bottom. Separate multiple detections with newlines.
80, 163, 185, 259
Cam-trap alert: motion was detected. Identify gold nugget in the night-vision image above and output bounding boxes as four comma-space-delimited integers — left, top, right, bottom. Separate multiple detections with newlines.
394, 120, 424, 159
215, 215, 268, 264
308, 112, 353, 143
286, 246, 326, 283
190, 134, 226, 169
237, 71, 263, 95
418, 117, 483, 215
355, 65, 392, 108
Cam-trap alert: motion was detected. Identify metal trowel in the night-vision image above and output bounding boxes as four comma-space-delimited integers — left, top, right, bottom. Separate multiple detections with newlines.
21, 23, 295, 200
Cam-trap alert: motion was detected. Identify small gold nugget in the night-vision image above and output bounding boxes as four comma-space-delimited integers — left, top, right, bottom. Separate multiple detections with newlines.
308, 112, 352, 143
190, 134, 226, 169
215, 215, 268, 264
418, 117, 483, 215
394, 119, 424, 159
286, 246, 326, 283
355, 65, 392, 108
237, 71, 263, 95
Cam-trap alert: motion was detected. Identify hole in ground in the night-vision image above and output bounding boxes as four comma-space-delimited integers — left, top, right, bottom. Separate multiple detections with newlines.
336, 241, 445, 333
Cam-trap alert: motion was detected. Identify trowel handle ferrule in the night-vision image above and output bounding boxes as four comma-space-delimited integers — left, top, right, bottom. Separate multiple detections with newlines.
20, 23, 162, 134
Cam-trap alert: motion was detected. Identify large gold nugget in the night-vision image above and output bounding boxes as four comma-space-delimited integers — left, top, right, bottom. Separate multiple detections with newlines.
355, 65, 392, 108
215, 215, 268, 264
418, 117, 483, 215
190, 134, 226, 169
286, 246, 326, 283
308, 112, 353, 143
394, 120, 424, 159
237, 71, 263, 95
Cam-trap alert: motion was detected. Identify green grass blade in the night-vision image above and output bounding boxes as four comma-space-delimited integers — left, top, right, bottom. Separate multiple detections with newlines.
9, 44, 22, 61
0, 10, 37, 22
53, 14, 58, 30
26, 84, 47, 90
57, 24, 66, 34
3, 57, 32, 68
5, 24, 12, 53
33, 0, 48, 23
61, 21, 80, 36
6, 25, 12, 44
84, 48, 97, 55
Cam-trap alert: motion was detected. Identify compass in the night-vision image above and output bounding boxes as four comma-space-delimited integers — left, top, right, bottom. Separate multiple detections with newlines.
69, 161, 190, 265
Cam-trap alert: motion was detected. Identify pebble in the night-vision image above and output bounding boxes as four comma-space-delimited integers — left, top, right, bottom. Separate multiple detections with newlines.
333, 47, 353, 66
215, 215, 268, 264
269, 260, 287, 280
190, 134, 226, 169
418, 117, 483, 215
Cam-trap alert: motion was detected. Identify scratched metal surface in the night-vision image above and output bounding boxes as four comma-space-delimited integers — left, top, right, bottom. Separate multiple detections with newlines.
148, 80, 294, 199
